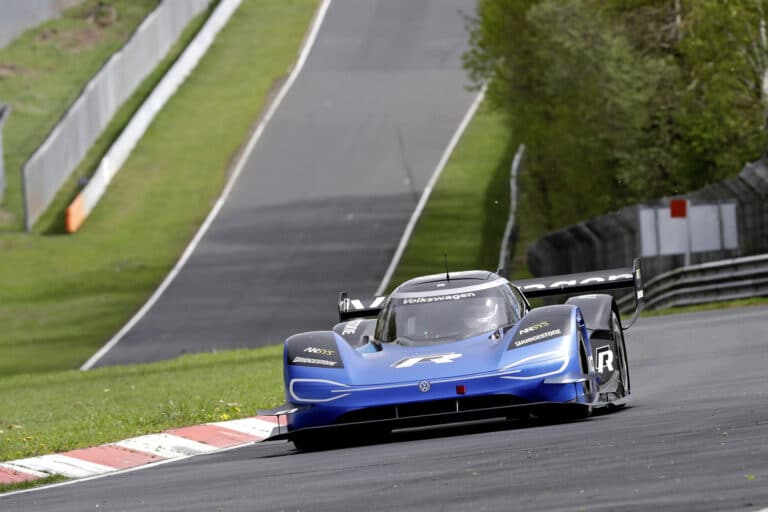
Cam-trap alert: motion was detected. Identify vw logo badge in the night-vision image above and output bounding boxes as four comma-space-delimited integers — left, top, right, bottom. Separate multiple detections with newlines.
418, 380, 431, 393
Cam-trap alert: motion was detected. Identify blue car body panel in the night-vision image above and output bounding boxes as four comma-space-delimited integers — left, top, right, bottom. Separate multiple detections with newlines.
283, 305, 597, 431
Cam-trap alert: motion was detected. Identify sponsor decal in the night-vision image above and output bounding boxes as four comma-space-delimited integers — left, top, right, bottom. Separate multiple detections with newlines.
513, 329, 562, 348
343, 297, 385, 311
402, 292, 476, 305
304, 346, 335, 356
518, 320, 549, 335
341, 319, 363, 336
392, 353, 463, 368
292, 356, 337, 367
521, 273, 633, 291
418, 380, 431, 393
596, 346, 615, 373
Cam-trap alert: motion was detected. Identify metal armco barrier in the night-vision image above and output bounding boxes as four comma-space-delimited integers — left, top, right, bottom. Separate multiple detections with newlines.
498, 144, 525, 272
22, 0, 211, 231
528, 159, 768, 281
616, 254, 768, 311
0, 104, 8, 203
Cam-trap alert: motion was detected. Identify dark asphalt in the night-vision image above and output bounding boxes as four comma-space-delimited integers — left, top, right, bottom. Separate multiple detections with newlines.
6, 306, 768, 511
94, 0, 478, 367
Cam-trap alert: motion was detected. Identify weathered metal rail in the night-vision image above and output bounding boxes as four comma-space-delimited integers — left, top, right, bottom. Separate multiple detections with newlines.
617, 254, 768, 311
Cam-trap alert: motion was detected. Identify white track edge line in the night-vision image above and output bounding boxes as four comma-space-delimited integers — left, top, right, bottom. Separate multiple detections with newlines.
80, 0, 333, 370
375, 85, 487, 296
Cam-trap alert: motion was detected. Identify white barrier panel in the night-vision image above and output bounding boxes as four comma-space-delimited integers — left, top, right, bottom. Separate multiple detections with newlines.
65, 0, 243, 233
639, 202, 739, 257
22, 0, 211, 231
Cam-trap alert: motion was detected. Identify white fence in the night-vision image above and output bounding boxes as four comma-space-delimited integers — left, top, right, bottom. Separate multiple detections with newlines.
66, 0, 243, 232
21, 0, 211, 231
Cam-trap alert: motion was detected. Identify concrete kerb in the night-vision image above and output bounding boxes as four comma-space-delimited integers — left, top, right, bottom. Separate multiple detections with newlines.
0, 415, 285, 491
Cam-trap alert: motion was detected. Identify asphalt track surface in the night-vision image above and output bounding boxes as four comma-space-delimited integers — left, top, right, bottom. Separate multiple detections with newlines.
93, 0, 478, 367
5, 306, 767, 511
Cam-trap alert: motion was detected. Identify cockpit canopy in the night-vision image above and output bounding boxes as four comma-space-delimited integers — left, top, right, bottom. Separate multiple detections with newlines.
375, 277, 526, 344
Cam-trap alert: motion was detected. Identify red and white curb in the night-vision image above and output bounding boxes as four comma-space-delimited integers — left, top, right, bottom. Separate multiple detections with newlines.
0, 415, 284, 486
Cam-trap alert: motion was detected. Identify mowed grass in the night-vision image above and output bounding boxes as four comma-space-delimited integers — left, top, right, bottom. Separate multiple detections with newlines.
389, 103, 516, 288
0, 0, 319, 376
0, 346, 283, 462
0, 0, 160, 231
34, 3, 214, 234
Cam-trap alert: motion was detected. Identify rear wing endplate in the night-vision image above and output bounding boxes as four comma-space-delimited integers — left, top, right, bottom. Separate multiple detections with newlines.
512, 258, 644, 330
338, 292, 386, 322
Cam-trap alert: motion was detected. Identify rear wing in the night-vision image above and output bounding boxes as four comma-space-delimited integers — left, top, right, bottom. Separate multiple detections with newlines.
512, 258, 644, 329
338, 292, 386, 322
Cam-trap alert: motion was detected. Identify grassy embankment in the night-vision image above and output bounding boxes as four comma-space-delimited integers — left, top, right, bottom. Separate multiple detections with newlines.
0, 0, 316, 475
0, 347, 283, 462
0, 0, 318, 376
0, 0, 159, 230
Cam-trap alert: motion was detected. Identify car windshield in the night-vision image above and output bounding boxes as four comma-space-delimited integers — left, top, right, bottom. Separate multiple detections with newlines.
375, 283, 524, 344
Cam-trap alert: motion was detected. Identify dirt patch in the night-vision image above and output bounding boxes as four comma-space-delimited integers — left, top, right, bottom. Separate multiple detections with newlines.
86, 3, 118, 28
37, 2, 117, 53
0, 208, 16, 225
0, 64, 22, 80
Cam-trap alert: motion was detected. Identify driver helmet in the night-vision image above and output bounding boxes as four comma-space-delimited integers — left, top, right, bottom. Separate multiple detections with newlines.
463, 298, 501, 332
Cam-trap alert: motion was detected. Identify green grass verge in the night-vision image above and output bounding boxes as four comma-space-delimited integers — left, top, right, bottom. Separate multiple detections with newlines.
0, 0, 160, 231
388, 103, 516, 288
0, 475, 68, 494
0, 346, 283, 462
34, 3, 214, 234
0, 0, 319, 376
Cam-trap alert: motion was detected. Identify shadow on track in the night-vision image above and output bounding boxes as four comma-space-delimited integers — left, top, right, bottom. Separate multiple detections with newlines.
260, 405, 632, 455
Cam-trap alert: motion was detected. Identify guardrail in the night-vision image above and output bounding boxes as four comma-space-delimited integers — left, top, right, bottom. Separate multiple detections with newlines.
497, 144, 524, 271
527, 159, 768, 280
616, 254, 768, 311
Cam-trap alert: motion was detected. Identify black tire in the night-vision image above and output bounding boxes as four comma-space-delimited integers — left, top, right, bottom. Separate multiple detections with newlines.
292, 426, 389, 451
291, 431, 334, 451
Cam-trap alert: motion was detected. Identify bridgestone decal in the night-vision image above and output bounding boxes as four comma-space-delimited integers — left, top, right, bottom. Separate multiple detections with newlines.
292, 357, 337, 367
514, 329, 562, 348
287, 333, 344, 368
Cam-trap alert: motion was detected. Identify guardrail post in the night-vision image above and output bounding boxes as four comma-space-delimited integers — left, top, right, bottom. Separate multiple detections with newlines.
0, 104, 9, 203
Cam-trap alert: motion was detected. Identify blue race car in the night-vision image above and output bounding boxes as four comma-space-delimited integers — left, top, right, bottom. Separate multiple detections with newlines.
266, 260, 644, 450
